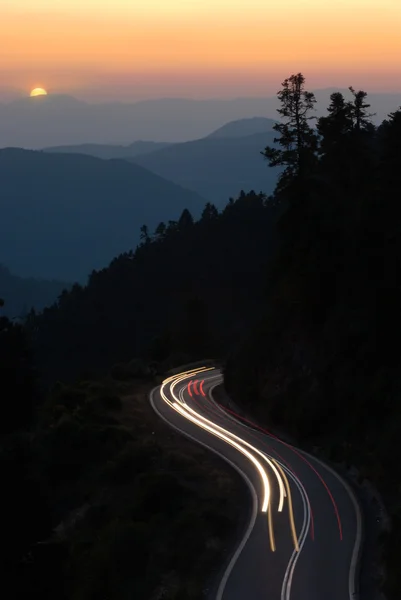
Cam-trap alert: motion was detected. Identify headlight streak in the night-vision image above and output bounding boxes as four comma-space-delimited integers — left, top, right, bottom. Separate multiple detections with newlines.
183, 384, 304, 556
158, 367, 314, 599
204, 379, 316, 543
171, 399, 272, 514
268, 496, 276, 552
189, 375, 311, 553
199, 375, 319, 599
161, 371, 271, 516
273, 458, 299, 552
172, 382, 287, 514
209, 386, 342, 540
180, 386, 289, 514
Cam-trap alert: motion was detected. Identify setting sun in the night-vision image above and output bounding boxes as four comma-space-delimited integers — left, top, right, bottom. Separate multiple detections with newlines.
30, 87, 48, 97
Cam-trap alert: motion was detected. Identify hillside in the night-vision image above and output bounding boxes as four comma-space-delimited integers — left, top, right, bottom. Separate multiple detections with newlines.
0, 148, 206, 281
0, 264, 69, 318
223, 86, 401, 598
44, 140, 173, 160
0, 333, 245, 599
205, 116, 277, 138
30, 191, 280, 382
131, 131, 282, 206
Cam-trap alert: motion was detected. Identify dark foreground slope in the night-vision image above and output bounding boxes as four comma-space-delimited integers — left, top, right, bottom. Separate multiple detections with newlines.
225, 99, 401, 597
0, 315, 245, 600
0, 148, 206, 281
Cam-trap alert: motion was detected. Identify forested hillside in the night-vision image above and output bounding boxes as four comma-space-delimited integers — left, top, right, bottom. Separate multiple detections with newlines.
224, 75, 401, 598
29, 191, 280, 382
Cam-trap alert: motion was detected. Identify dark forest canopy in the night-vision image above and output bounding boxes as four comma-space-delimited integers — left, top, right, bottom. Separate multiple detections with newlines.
28, 190, 280, 383
226, 75, 401, 599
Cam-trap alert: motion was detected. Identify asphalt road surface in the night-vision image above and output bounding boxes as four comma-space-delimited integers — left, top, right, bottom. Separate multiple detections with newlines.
150, 366, 362, 600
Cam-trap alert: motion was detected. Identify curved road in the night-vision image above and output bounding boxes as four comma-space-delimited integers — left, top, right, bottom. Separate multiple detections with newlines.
150, 366, 362, 600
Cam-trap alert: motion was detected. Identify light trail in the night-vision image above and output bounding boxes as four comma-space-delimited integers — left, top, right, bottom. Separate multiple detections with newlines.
158, 368, 313, 590
273, 458, 299, 552
178, 387, 287, 513
210, 393, 342, 540
205, 382, 316, 543
154, 368, 356, 600
160, 369, 272, 514
171, 400, 272, 514
170, 370, 286, 551
268, 497, 276, 552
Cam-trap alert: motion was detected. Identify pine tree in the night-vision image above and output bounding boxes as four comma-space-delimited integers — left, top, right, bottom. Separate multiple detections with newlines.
178, 208, 194, 230
139, 224, 150, 245
317, 92, 353, 156
154, 222, 166, 240
201, 202, 219, 221
262, 73, 318, 194
348, 87, 375, 132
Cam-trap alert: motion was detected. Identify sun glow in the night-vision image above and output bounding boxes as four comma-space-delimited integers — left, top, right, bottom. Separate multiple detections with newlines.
30, 87, 48, 97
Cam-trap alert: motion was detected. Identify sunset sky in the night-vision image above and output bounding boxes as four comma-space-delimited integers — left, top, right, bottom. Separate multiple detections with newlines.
2, 0, 401, 101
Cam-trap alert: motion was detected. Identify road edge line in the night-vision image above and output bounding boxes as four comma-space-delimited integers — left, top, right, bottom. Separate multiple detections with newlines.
149, 385, 259, 600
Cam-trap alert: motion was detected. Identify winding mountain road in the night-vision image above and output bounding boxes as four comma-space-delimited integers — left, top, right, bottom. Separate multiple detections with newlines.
150, 366, 362, 600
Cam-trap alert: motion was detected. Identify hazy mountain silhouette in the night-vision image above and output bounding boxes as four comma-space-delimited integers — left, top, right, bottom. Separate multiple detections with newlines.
0, 264, 69, 318
1, 90, 399, 148
130, 130, 282, 206
205, 116, 277, 138
0, 148, 206, 281
43, 117, 276, 158
44, 140, 173, 160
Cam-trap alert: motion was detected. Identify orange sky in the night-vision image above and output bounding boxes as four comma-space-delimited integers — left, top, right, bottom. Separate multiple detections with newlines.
2, 0, 401, 100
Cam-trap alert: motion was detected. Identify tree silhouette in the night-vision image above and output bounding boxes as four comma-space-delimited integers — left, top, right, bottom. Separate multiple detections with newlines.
178, 208, 194, 231
139, 224, 151, 245
154, 222, 166, 241
201, 202, 219, 221
348, 86, 375, 132
262, 73, 318, 194
317, 92, 353, 156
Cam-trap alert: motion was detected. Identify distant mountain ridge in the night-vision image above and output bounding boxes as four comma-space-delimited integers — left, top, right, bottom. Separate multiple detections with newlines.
205, 116, 277, 138
1, 90, 399, 148
45, 140, 173, 160
43, 117, 281, 207
0, 148, 207, 281
43, 116, 277, 158
130, 129, 282, 206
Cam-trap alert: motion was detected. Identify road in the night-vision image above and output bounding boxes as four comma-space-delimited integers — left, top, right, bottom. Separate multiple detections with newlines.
150, 366, 362, 600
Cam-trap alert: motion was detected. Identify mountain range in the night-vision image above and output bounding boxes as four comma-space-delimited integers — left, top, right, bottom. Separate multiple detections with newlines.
45, 140, 173, 160
1, 90, 399, 148
44, 117, 281, 205
130, 129, 280, 205
0, 148, 206, 281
